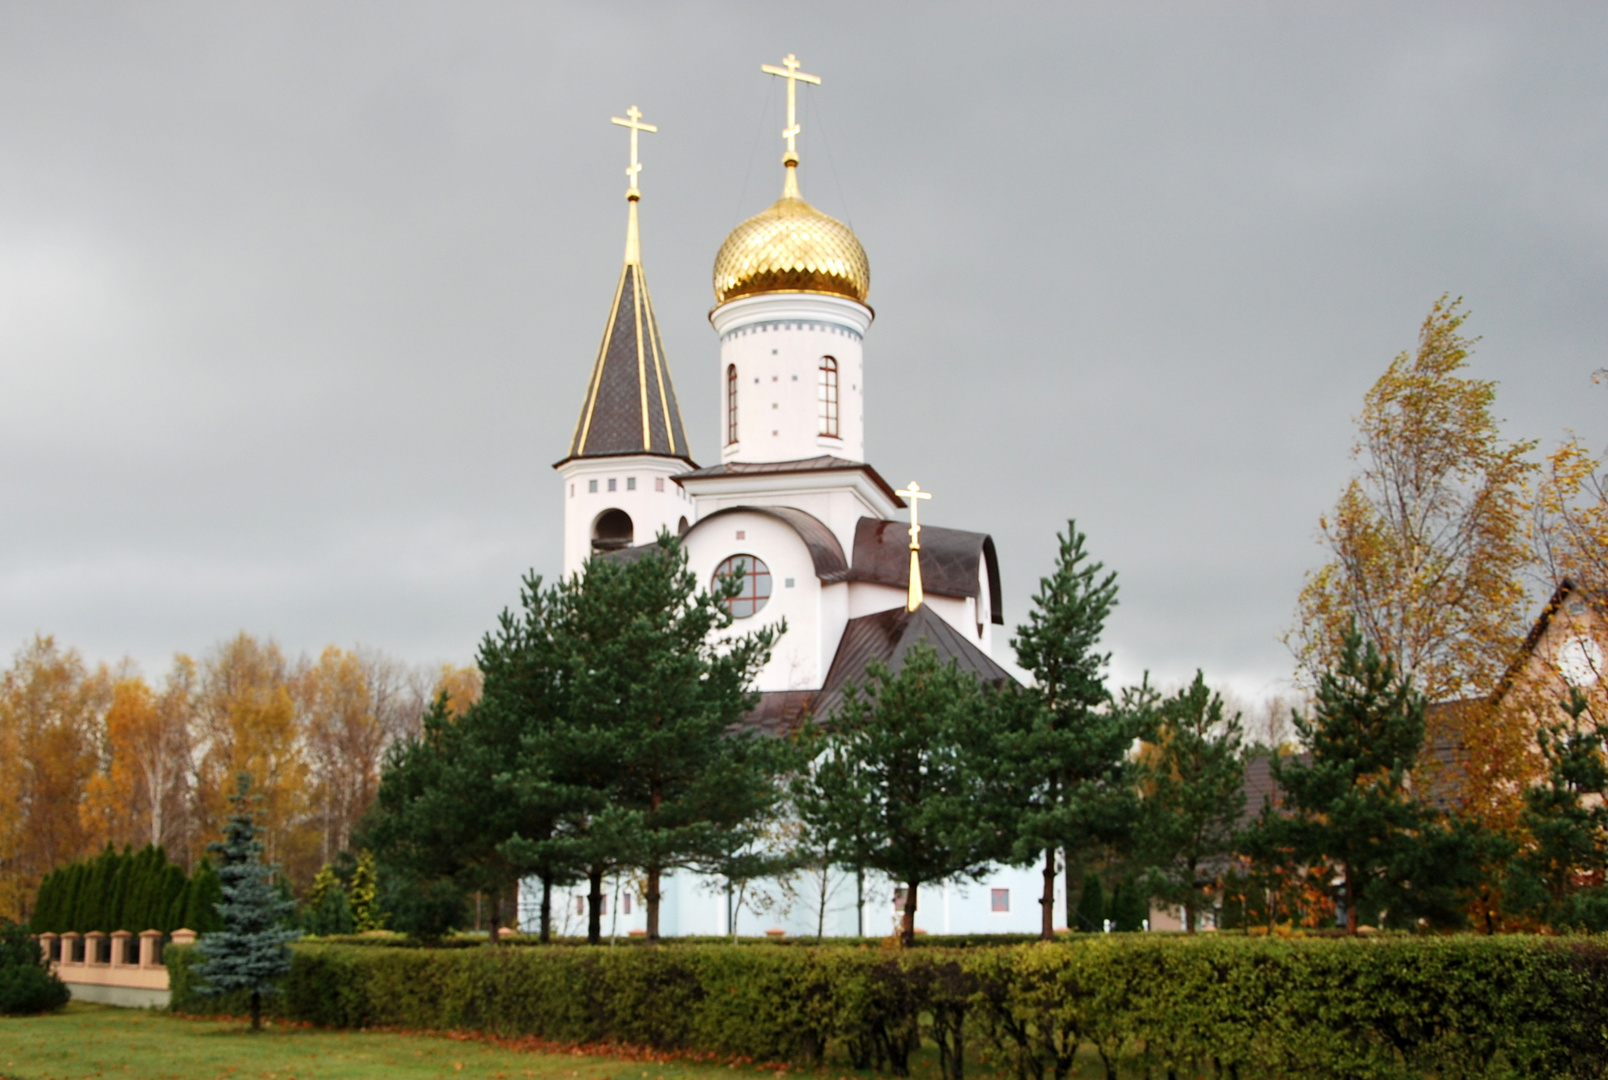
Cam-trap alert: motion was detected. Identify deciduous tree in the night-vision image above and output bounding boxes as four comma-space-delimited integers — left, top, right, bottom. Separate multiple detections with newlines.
1289, 297, 1537, 825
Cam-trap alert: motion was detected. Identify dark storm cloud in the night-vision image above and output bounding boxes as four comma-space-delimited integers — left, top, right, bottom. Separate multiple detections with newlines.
0, 2, 1603, 697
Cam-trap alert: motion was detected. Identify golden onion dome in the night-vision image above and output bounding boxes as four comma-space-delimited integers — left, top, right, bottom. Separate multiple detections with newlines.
713, 167, 870, 306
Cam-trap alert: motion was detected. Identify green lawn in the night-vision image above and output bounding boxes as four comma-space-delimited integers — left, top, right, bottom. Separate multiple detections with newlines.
0, 1004, 791, 1080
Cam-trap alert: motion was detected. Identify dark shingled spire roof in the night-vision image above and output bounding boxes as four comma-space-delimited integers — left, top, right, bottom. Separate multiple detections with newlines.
563, 258, 693, 465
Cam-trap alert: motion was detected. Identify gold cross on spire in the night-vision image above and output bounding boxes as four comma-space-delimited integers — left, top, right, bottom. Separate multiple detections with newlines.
895, 481, 933, 612
761, 53, 820, 168
610, 105, 657, 201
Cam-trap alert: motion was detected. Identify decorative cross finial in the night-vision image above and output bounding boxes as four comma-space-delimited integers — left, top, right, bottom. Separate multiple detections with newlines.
610, 105, 657, 201
895, 481, 933, 612
761, 53, 820, 168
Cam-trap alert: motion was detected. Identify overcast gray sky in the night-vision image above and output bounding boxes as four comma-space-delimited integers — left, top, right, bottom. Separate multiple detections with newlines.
1, 2, 1604, 700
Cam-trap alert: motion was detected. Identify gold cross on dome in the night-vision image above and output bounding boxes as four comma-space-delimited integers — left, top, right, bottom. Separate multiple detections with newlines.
761, 53, 820, 166
895, 481, 933, 612
610, 105, 657, 199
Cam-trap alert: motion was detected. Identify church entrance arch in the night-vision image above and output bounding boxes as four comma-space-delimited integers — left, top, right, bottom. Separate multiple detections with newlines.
591, 508, 634, 551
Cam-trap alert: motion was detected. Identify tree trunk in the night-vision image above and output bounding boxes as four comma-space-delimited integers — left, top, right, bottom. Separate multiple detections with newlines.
1039, 848, 1056, 940
250, 989, 262, 1031
856, 868, 864, 938
1345, 871, 1358, 935
646, 865, 662, 942
901, 881, 919, 947
587, 867, 603, 945
539, 875, 552, 944
489, 883, 503, 946
1185, 857, 1198, 934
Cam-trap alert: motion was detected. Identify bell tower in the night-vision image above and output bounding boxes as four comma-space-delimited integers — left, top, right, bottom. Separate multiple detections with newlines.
555, 106, 695, 577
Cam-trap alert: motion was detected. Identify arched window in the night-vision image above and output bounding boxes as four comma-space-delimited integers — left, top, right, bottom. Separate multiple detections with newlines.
818, 356, 839, 437
726, 364, 738, 445
591, 508, 634, 551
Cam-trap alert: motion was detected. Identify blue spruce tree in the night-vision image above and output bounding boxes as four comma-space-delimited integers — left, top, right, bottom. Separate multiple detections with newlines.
193, 773, 300, 1030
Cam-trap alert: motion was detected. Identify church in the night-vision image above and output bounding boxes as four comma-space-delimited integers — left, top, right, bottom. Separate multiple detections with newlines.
525, 57, 1054, 938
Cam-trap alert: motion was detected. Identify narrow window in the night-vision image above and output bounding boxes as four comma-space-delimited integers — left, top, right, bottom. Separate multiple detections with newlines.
626, 477, 636, 491
623, 893, 632, 915
992, 888, 1010, 913
588, 479, 598, 494
726, 364, 738, 445
608, 478, 617, 492
819, 356, 839, 437
654, 477, 665, 492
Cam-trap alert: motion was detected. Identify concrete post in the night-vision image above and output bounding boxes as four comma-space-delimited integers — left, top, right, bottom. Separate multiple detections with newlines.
169, 928, 197, 947
138, 929, 163, 968
85, 931, 108, 966
36, 933, 58, 965
110, 930, 133, 966
60, 932, 82, 966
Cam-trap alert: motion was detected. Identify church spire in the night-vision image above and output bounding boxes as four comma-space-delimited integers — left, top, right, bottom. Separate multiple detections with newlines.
564, 106, 692, 464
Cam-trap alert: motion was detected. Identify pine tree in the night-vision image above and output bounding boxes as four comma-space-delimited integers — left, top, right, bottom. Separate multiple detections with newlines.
157, 863, 187, 933
1245, 624, 1479, 932
1001, 522, 1146, 939
183, 860, 225, 933
1138, 673, 1246, 933
1109, 875, 1147, 932
193, 774, 300, 1030
1512, 687, 1608, 929
1073, 873, 1105, 932
794, 643, 1008, 947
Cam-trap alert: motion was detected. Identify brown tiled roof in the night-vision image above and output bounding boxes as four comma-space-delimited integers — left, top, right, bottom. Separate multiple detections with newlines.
850, 518, 1004, 625
686, 506, 850, 582
559, 262, 693, 466
812, 605, 1016, 721
675, 456, 905, 507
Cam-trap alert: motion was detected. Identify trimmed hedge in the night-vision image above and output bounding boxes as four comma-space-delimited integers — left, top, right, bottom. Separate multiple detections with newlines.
169, 936, 1608, 1079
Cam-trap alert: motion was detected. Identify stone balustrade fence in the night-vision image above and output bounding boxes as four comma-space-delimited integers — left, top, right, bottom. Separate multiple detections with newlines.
33, 928, 192, 1008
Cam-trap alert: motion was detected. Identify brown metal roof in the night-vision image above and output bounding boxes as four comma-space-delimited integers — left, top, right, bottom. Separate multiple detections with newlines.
558, 262, 694, 467
812, 605, 1016, 721
686, 506, 849, 581
850, 518, 1004, 625
734, 690, 816, 738
674, 455, 905, 507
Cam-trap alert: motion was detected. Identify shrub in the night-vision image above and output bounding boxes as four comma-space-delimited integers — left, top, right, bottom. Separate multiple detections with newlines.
0, 922, 70, 1016
168, 935, 1608, 1078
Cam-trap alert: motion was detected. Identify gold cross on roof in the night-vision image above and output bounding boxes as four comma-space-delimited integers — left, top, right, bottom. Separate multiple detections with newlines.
895, 481, 933, 612
610, 105, 657, 200
761, 53, 820, 167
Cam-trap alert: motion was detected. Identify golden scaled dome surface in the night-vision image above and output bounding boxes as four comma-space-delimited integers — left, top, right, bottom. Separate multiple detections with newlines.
713, 185, 870, 306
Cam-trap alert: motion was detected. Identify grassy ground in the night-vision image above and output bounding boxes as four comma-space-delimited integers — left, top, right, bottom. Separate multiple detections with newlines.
0, 1003, 1111, 1080
0, 1004, 796, 1080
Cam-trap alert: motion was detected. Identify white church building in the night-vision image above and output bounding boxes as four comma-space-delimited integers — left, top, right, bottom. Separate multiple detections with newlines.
521, 61, 1062, 939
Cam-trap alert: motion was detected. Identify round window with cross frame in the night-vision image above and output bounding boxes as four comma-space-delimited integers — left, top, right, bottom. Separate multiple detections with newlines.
713, 554, 772, 619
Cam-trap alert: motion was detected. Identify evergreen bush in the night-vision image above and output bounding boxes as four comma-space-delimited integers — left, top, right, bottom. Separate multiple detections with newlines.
168, 936, 1608, 1077
28, 844, 200, 934
1073, 873, 1104, 932
0, 921, 69, 1016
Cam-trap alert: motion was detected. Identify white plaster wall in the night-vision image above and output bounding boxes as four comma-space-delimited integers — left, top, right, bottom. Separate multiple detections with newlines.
846, 582, 989, 652
686, 476, 892, 561
556, 456, 695, 577
527, 863, 1070, 939
711, 293, 871, 465
684, 509, 826, 692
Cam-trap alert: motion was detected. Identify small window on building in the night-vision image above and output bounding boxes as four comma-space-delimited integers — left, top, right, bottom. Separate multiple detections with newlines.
677, 516, 689, 536
588, 479, 598, 494
819, 356, 839, 437
736, 530, 745, 540
608, 478, 617, 492
726, 364, 738, 445
785, 578, 795, 588
569, 484, 574, 497
655, 477, 665, 492
627, 477, 636, 491
991, 889, 1010, 913
893, 887, 908, 909
623, 893, 632, 915
576, 896, 584, 915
